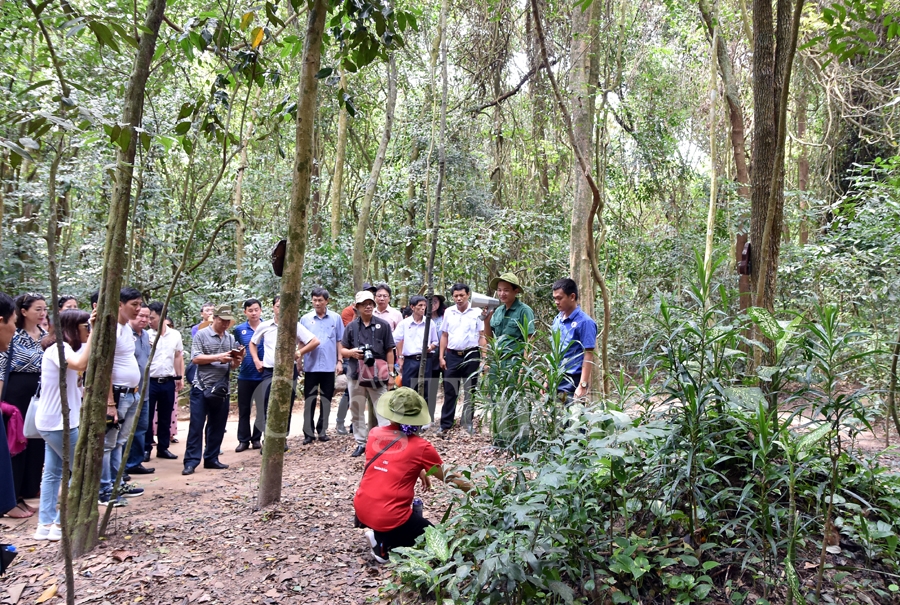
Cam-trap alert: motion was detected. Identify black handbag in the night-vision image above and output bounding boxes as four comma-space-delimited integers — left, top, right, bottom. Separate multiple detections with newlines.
202, 374, 230, 403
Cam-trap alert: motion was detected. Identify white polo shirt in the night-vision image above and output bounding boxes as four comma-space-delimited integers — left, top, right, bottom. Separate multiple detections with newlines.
393, 316, 439, 356
440, 303, 484, 351
111, 321, 141, 387
250, 320, 317, 368
147, 327, 184, 378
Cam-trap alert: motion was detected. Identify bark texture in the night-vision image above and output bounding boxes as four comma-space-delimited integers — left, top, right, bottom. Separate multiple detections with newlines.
67, 0, 166, 557
568, 0, 599, 319
258, 0, 327, 508
330, 73, 349, 243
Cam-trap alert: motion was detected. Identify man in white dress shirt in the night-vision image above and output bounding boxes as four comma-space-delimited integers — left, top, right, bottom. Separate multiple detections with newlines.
393, 296, 439, 420
144, 301, 184, 461
438, 283, 486, 434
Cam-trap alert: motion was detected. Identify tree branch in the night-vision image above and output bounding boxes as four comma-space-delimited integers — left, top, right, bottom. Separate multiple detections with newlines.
468, 58, 558, 115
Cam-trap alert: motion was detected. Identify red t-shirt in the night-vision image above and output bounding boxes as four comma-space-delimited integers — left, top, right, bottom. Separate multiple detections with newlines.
341, 304, 356, 327
354, 427, 443, 532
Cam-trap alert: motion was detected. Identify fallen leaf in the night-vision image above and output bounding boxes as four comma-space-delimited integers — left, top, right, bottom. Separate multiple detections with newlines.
112, 550, 138, 562
5, 583, 26, 604
264, 589, 280, 597
36, 584, 58, 603
826, 545, 842, 554
803, 561, 818, 569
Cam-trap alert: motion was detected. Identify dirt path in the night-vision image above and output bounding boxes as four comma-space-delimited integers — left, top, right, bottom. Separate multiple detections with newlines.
1, 405, 496, 605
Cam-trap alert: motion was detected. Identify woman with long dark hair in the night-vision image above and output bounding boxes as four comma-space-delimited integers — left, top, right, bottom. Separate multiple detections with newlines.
0, 292, 20, 518
0, 293, 49, 518
33, 310, 94, 540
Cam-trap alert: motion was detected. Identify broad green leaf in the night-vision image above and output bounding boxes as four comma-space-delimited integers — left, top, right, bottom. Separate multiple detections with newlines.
548, 581, 574, 604
797, 423, 831, 459
748, 307, 783, 342
423, 526, 450, 563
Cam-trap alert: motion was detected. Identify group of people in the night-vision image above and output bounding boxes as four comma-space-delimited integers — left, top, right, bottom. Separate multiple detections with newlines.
0, 271, 597, 561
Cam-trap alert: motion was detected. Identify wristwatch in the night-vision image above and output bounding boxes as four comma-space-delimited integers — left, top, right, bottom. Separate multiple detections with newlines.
390, 371, 398, 377
579, 381, 588, 388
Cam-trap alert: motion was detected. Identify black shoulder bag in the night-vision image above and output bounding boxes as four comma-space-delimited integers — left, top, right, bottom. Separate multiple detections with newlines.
353, 434, 403, 528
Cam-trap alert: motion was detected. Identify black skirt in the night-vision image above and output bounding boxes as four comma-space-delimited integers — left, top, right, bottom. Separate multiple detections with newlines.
6, 371, 44, 501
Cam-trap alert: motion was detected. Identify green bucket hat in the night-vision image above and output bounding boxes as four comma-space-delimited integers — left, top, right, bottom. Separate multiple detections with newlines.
376, 387, 432, 426
489, 272, 524, 293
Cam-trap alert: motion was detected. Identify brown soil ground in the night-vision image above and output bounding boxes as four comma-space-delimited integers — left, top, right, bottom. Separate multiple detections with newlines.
3, 395, 898, 604
1, 395, 500, 605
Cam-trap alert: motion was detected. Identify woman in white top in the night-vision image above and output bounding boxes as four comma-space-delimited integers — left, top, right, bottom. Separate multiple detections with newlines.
34, 309, 94, 540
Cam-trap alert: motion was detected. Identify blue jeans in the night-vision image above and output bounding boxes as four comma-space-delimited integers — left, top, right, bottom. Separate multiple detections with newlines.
101, 391, 138, 495
184, 387, 230, 468
126, 395, 150, 469
38, 427, 78, 526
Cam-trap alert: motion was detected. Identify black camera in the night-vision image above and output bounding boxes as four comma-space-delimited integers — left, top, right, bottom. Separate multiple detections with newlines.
359, 344, 375, 367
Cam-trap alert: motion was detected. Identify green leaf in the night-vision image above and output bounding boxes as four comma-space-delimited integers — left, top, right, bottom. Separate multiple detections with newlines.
680, 554, 700, 567
797, 423, 831, 459
174, 121, 191, 135
140, 131, 151, 153
0, 138, 33, 162
181, 136, 194, 155
88, 21, 120, 52
315, 67, 334, 79
177, 102, 194, 120
747, 307, 783, 342
423, 526, 450, 563
17, 80, 54, 96
117, 126, 132, 152
548, 580, 574, 604
240, 12, 255, 31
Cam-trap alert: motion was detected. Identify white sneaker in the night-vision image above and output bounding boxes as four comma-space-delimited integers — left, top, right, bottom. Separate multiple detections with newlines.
47, 524, 62, 541
33, 523, 51, 540
365, 529, 388, 563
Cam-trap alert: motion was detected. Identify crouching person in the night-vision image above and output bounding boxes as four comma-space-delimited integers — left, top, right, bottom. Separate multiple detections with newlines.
352, 387, 471, 562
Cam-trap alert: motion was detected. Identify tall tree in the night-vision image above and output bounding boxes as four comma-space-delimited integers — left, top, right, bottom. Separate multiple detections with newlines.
258, 0, 328, 507
330, 72, 350, 243
750, 0, 805, 315
67, 0, 167, 557
568, 0, 600, 320
351, 57, 398, 291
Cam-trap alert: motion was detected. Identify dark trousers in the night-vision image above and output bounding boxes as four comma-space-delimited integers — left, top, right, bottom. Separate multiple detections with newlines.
236, 379, 263, 444
184, 387, 229, 467
373, 510, 433, 556
303, 372, 335, 438
441, 350, 479, 430
261, 368, 296, 437
402, 355, 434, 420
145, 379, 176, 452
126, 395, 150, 468
7, 372, 43, 501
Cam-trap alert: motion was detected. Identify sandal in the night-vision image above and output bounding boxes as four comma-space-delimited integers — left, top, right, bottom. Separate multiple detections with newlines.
5, 503, 34, 518
20, 501, 37, 513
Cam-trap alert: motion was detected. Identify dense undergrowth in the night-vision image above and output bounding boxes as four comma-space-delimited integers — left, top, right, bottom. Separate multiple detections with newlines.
385, 258, 900, 604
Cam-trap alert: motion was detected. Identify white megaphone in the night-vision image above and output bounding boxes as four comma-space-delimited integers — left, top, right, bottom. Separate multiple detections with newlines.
470, 292, 500, 311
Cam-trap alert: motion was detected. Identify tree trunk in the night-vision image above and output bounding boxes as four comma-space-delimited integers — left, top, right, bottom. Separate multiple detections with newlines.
330, 73, 349, 243
351, 58, 397, 291
257, 0, 327, 507
752, 0, 805, 315
797, 82, 809, 245
568, 0, 599, 319
234, 121, 254, 284
698, 0, 751, 308
703, 28, 718, 285
310, 122, 322, 241
402, 142, 421, 306
526, 4, 549, 202
418, 0, 449, 392
67, 0, 166, 558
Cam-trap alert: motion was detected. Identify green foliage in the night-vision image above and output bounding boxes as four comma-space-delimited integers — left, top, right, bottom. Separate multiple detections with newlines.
387, 261, 900, 603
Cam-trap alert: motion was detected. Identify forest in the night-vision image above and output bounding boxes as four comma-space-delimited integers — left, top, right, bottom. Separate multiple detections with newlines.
1, 0, 900, 603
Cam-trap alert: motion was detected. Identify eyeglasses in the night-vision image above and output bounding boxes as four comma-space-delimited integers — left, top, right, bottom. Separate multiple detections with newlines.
80, 323, 91, 332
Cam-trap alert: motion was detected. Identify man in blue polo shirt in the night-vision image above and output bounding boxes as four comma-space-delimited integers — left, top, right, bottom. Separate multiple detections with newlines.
300, 287, 344, 443
233, 299, 266, 452
550, 278, 597, 399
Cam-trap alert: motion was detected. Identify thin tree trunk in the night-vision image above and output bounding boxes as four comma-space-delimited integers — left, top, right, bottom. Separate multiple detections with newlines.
46, 137, 76, 604
531, 0, 609, 395
234, 121, 254, 284
568, 0, 599, 320
330, 73, 349, 243
797, 82, 809, 245
351, 58, 397, 291
703, 28, 718, 285
418, 0, 449, 394
67, 0, 166, 558
258, 0, 327, 507
402, 142, 421, 306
